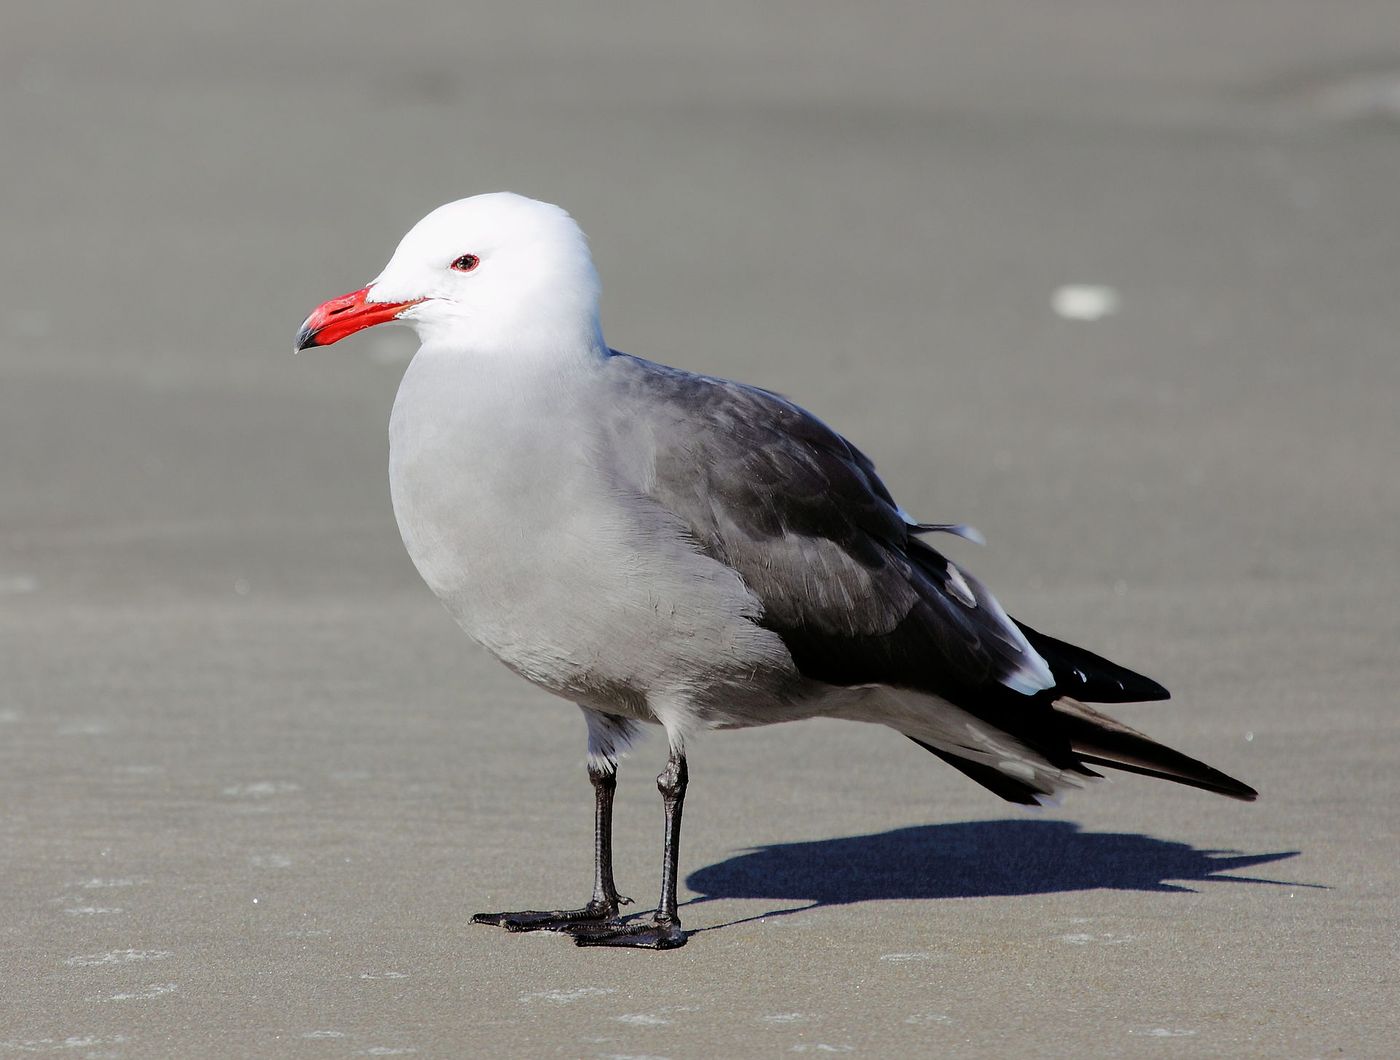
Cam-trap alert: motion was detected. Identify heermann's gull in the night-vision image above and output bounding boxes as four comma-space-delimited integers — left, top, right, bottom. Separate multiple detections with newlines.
296, 192, 1255, 950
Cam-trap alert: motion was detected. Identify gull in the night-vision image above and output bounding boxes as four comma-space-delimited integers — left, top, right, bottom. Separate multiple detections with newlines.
296, 193, 1255, 950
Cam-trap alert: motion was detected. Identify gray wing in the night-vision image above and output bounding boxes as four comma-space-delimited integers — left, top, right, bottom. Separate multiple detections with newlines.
598, 353, 1055, 699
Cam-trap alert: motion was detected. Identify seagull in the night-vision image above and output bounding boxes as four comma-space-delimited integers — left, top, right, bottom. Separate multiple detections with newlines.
296, 193, 1256, 950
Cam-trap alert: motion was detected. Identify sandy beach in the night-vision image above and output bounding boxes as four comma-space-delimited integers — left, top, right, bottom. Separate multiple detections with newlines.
2, 3, 1398, 1055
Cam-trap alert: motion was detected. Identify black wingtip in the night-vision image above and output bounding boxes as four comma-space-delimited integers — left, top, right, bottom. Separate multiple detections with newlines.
1015, 620, 1171, 703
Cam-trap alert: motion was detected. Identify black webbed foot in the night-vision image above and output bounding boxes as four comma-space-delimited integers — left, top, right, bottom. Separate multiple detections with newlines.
563, 915, 687, 949
472, 899, 623, 933
473, 743, 689, 952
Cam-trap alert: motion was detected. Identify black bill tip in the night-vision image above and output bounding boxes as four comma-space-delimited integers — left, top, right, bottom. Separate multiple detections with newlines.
294, 321, 321, 353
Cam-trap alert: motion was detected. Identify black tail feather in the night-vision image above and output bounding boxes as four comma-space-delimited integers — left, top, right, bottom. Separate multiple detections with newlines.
906, 700, 1257, 806
1051, 699, 1257, 801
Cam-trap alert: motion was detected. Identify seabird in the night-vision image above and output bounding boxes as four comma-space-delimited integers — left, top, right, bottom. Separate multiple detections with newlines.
296, 193, 1255, 950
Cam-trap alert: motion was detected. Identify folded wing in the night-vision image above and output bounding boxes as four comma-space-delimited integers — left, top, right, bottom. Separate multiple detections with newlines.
600, 353, 1053, 701
598, 353, 1255, 804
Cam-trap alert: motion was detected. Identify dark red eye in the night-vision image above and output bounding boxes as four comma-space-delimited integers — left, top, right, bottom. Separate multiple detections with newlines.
451, 254, 480, 272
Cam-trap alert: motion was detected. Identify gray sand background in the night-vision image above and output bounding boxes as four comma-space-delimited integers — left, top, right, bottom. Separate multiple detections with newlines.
2, 2, 1398, 1056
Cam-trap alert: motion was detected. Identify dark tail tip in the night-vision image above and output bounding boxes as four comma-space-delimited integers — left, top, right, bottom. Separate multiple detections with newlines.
1052, 699, 1258, 801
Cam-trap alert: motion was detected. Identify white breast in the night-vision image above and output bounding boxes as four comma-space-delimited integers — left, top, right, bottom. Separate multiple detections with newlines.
387, 347, 795, 720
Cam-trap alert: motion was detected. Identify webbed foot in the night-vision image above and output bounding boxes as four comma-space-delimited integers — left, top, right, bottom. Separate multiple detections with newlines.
472, 899, 622, 933
563, 915, 687, 949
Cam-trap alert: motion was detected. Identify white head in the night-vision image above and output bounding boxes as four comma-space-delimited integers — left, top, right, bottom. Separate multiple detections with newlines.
296, 192, 604, 357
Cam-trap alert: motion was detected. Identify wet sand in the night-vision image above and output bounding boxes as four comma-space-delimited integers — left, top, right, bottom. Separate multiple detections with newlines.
2, 2, 1398, 1055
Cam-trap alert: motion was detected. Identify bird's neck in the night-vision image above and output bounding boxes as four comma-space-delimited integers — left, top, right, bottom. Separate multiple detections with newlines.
413, 313, 608, 370
396, 325, 610, 434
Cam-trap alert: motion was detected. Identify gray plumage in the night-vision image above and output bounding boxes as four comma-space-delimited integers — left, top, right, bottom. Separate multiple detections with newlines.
596, 353, 1055, 700
312, 191, 1256, 812
299, 193, 1254, 949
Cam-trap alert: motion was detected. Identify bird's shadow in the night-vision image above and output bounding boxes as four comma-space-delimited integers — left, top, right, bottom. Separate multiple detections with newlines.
683, 819, 1313, 929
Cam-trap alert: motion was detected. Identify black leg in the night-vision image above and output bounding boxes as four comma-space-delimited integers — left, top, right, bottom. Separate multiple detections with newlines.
566, 746, 689, 949
590, 761, 625, 912
655, 749, 687, 926
471, 762, 628, 932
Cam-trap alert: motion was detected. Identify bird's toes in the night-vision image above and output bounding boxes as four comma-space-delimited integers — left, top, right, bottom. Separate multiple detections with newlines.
470, 911, 516, 927
565, 918, 687, 950
471, 907, 621, 932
